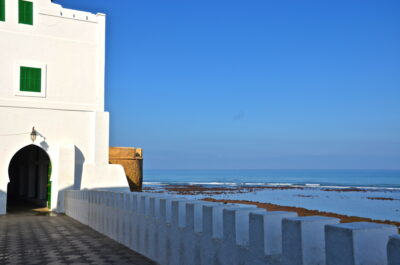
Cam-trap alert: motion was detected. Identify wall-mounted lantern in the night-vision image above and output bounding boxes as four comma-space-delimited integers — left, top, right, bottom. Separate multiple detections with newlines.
30, 127, 37, 143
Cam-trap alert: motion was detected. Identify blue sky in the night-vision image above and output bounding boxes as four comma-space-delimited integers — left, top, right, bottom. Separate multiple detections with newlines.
55, 0, 400, 169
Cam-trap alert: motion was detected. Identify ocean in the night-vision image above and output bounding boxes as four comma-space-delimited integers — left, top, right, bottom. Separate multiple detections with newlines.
143, 169, 400, 189
141, 169, 400, 222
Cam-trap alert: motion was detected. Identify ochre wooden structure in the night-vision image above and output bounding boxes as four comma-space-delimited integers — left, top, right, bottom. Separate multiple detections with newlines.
109, 147, 143, 191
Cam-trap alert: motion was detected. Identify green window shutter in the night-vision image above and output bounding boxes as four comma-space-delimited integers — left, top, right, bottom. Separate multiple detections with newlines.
0, 0, 5, 22
20, 67, 41, 93
19, 0, 33, 25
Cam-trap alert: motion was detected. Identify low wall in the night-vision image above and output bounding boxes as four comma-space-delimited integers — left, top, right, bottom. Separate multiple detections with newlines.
65, 190, 400, 265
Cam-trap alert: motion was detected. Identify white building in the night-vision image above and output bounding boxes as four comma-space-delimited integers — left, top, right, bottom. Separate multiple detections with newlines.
0, 0, 128, 214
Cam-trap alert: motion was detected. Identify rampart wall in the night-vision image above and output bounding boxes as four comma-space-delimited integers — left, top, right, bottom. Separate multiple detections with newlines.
65, 190, 400, 265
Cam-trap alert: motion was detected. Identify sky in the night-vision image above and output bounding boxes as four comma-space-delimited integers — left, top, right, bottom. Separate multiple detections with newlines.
54, 0, 400, 170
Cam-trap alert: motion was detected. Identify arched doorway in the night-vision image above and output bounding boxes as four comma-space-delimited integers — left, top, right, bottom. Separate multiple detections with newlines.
7, 145, 51, 213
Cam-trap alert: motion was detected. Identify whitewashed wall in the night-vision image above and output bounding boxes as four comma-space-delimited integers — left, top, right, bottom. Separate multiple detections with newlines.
0, 0, 128, 214
0, 0, 105, 111
65, 190, 400, 265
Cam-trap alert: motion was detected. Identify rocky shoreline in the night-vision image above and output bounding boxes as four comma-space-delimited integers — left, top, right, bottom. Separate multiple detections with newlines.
144, 184, 400, 231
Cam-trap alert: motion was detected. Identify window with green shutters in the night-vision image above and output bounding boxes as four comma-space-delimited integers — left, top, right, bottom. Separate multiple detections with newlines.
0, 0, 5, 22
19, 0, 33, 25
20, 67, 41, 93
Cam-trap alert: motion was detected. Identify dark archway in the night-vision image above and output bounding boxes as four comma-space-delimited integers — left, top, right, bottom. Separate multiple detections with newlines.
7, 145, 51, 213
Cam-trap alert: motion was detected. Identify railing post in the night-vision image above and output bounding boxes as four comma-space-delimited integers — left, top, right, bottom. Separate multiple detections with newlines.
158, 197, 174, 265
183, 201, 216, 265
169, 198, 189, 265
220, 207, 266, 265
127, 193, 139, 251
282, 216, 340, 265
388, 234, 400, 265
249, 211, 297, 264
325, 222, 397, 265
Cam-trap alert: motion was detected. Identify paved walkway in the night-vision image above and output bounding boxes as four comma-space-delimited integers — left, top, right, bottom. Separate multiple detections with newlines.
0, 210, 156, 265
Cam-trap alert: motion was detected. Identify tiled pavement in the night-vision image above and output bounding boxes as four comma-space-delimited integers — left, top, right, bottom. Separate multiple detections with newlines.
0, 211, 157, 265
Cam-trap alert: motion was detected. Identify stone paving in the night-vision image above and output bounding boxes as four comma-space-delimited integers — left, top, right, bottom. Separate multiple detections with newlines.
0, 211, 157, 265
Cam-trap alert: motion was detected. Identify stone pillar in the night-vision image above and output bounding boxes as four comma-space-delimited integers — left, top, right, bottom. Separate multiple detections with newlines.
109, 147, 143, 191
250, 211, 298, 257
325, 222, 397, 265
282, 216, 340, 265
388, 235, 400, 265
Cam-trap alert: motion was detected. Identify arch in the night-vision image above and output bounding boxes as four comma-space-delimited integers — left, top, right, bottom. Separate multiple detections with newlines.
7, 144, 52, 212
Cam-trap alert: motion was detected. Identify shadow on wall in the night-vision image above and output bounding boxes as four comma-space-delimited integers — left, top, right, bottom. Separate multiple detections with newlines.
85, 187, 131, 192
74, 146, 85, 190
57, 185, 75, 213
0, 190, 6, 214
55, 146, 84, 212
56, 187, 130, 213
40, 140, 49, 151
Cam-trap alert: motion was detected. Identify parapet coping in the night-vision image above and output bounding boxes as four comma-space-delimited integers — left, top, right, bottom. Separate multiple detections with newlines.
327, 221, 397, 230
285, 216, 340, 222
39, 8, 102, 23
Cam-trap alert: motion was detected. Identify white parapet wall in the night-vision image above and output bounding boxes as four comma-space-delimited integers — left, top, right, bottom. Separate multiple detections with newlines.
64, 190, 399, 265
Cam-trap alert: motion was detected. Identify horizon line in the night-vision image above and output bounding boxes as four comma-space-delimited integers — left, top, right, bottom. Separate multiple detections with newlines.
144, 168, 400, 171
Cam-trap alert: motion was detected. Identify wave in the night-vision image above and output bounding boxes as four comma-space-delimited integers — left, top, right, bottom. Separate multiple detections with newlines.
143, 182, 168, 185
305, 183, 321, 187
188, 182, 238, 186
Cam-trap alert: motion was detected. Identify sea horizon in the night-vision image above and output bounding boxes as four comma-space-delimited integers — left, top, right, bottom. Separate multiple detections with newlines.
144, 169, 400, 189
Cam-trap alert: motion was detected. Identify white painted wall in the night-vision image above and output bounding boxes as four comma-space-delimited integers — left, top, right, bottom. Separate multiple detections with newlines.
65, 190, 400, 265
0, 0, 128, 214
0, 0, 104, 111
